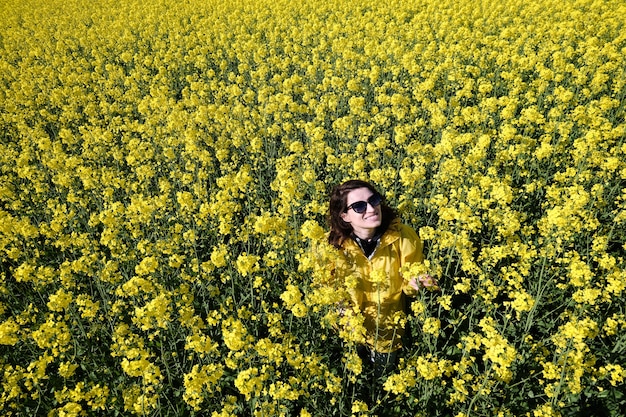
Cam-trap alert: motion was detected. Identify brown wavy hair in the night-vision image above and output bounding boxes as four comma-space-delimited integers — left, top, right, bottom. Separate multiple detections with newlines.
327, 180, 397, 248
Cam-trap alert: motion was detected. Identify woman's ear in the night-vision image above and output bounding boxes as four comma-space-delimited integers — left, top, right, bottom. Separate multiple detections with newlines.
340, 211, 350, 223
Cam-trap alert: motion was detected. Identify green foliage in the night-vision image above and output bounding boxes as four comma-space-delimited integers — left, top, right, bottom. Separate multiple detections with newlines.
1, 0, 625, 416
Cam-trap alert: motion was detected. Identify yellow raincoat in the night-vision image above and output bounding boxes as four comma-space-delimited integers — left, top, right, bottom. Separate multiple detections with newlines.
334, 218, 425, 353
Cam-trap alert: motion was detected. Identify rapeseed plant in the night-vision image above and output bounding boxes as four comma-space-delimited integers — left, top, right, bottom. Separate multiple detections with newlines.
1, 0, 626, 415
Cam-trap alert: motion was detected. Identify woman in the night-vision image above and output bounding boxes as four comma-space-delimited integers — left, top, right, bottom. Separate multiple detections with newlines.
327, 179, 436, 374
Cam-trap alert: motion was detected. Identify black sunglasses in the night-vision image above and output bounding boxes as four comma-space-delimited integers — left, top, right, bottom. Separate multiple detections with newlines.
345, 193, 382, 214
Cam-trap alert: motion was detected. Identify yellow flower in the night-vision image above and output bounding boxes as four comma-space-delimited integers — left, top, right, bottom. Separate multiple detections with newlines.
572, 288, 601, 305
185, 333, 219, 356
300, 219, 326, 241
422, 317, 441, 336
235, 253, 260, 277
370, 268, 388, 285
0, 317, 20, 345
338, 309, 367, 345
135, 256, 159, 276
123, 384, 159, 415
120, 357, 162, 384
439, 295, 452, 311
454, 277, 472, 294
411, 299, 426, 318
479, 317, 517, 382
280, 284, 308, 317
268, 380, 301, 401
31, 315, 71, 354
47, 288, 73, 312
133, 294, 172, 331
532, 403, 561, 417
602, 314, 625, 336
183, 364, 225, 410
222, 317, 251, 352
414, 355, 443, 380
597, 364, 626, 387
383, 368, 415, 395
56, 402, 83, 417
291, 302, 308, 318
58, 362, 78, 379
210, 244, 229, 268
351, 400, 370, 415
234, 367, 268, 401
343, 349, 363, 380
117, 276, 157, 297
505, 290, 535, 318
75, 294, 100, 319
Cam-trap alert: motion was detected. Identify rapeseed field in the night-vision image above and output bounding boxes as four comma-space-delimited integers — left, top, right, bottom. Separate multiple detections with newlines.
1, 0, 625, 415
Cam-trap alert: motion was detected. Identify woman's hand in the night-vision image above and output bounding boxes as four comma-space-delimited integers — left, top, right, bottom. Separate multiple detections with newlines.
408, 274, 439, 291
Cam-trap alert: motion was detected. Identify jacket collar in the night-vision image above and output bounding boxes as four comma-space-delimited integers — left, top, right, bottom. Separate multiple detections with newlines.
378, 218, 401, 248
343, 218, 401, 254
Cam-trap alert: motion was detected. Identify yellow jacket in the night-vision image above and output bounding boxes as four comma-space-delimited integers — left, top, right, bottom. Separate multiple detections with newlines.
334, 218, 424, 353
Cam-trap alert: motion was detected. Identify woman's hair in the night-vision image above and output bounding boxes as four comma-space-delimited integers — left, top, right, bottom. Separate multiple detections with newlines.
327, 179, 397, 248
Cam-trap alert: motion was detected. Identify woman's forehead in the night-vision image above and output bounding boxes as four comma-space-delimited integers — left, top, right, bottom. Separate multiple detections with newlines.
345, 187, 374, 203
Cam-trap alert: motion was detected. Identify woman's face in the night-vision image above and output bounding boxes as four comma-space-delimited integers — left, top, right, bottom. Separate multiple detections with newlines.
340, 187, 382, 239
